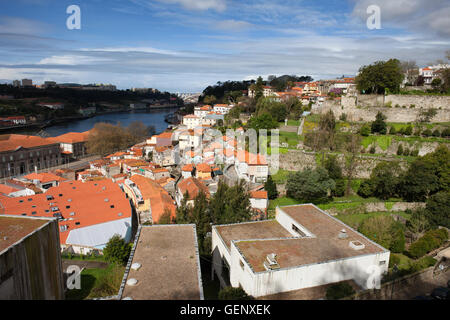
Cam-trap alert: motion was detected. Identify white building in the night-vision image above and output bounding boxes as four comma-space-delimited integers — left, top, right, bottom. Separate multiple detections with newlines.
213, 104, 232, 115
183, 114, 202, 129
211, 204, 390, 298
234, 150, 269, 183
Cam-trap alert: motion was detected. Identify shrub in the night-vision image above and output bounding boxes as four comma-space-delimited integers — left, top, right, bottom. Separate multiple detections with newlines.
103, 235, 132, 266
360, 124, 371, 136
441, 128, 450, 138
357, 180, 374, 198
432, 129, 441, 137
410, 104, 415, 108
326, 282, 355, 300
397, 144, 404, 155
332, 179, 346, 197
389, 126, 397, 135
395, 104, 400, 108
422, 129, 432, 137
369, 145, 376, 154
218, 287, 253, 300
403, 148, 410, 156
385, 101, 392, 108
410, 149, 419, 157
411, 256, 437, 272
389, 254, 401, 268
408, 229, 448, 259
404, 125, 413, 136
339, 113, 347, 121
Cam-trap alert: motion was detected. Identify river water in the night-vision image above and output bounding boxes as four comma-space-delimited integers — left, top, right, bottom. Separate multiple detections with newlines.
40, 109, 177, 137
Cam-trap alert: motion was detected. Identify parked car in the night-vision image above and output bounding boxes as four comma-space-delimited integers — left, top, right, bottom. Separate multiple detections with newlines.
430, 287, 450, 300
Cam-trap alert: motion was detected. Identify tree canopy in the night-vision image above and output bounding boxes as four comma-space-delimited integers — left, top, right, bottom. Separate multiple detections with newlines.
355, 59, 404, 94
286, 167, 335, 203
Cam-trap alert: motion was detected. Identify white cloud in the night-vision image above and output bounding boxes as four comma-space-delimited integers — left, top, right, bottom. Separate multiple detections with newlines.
0, 16, 49, 35
38, 55, 112, 65
154, 0, 226, 11
80, 47, 178, 55
214, 20, 252, 31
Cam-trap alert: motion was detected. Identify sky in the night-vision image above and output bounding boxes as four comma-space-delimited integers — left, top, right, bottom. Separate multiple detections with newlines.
0, 0, 449, 92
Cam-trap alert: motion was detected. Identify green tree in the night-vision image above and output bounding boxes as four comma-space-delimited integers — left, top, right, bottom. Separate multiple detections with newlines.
203, 95, 217, 105
103, 234, 132, 266
218, 287, 253, 300
287, 167, 335, 203
355, 59, 404, 94
264, 175, 279, 200
360, 124, 371, 136
359, 215, 398, 250
357, 180, 374, 198
399, 145, 450, 201
254, 76, 264, 102
256, 97, 287, 122
324, 155, 343, 180
397, 144, 404, 156
369, 161, 402, 200
371, 112, 387, 134
424, 191, 450, 228
248, 113, 279, 131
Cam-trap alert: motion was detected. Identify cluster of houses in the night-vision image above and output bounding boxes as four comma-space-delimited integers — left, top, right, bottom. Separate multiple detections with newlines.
248, 78, 356, 106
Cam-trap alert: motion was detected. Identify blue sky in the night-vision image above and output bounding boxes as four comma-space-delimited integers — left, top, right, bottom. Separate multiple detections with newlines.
0, 0, 449, 92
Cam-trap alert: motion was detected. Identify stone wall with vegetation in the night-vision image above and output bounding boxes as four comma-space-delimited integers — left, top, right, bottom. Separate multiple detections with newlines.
330, 95, 450, 123
278, 150, 409, 179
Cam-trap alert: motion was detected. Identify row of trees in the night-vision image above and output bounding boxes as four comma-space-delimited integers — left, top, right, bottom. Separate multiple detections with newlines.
173, 181, 253, 255
357, 145, 449, 203
86, 121, 156, 155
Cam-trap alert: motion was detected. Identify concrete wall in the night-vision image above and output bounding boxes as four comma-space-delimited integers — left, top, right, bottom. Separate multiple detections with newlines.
229, 240, 390, 297
0, 217, 65, 300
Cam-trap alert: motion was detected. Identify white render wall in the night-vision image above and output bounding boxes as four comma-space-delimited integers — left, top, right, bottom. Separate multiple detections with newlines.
229, 240, 390, 297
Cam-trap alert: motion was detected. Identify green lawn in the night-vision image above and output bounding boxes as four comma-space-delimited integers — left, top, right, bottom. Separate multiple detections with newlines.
279, 131, 300, 148
267, 147, 289, 155
268, 197, 301, 211
65, 264, 125, 300
361, 135, 392, 150
335, 211, 411, 230
271, 169, 294, 184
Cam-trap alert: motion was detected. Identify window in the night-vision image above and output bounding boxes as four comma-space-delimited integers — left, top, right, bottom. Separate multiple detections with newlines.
75, 222, 80, 225
379, 261, 386, 266
66, 205, 70, 209
31, 211, 37, 215
110, 205, 115, 208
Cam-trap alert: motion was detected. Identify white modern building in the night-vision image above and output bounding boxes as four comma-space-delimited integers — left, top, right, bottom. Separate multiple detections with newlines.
211, 204, 390, 298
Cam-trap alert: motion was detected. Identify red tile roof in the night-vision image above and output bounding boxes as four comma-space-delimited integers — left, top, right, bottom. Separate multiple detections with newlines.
177, 177, 210, 200
129, 175, 176, 223
250, 190, 268, 199
0, 134, 58, 152
24, 172, 66, 184
0, 179, 132, 244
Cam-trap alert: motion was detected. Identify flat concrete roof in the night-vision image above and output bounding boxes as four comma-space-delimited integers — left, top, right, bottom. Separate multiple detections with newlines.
0, 215, 51, 253
121, 224, 203, 300
215, 220, 292, 250
215, 204, 387, 273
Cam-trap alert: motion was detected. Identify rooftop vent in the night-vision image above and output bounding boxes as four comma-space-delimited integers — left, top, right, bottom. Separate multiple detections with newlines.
104, 198, 109, 202
338, 229, 348, 239
126, 278, 138, 286
131, 263, 141, 271
118, 212, 123, 217
263, 253, 280, 271
349, 241, 365, 251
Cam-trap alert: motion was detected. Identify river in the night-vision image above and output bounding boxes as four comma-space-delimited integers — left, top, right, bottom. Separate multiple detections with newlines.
37, 109, 178, 137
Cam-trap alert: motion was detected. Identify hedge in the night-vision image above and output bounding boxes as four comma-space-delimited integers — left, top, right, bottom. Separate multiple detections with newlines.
408, 229, 448, 259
